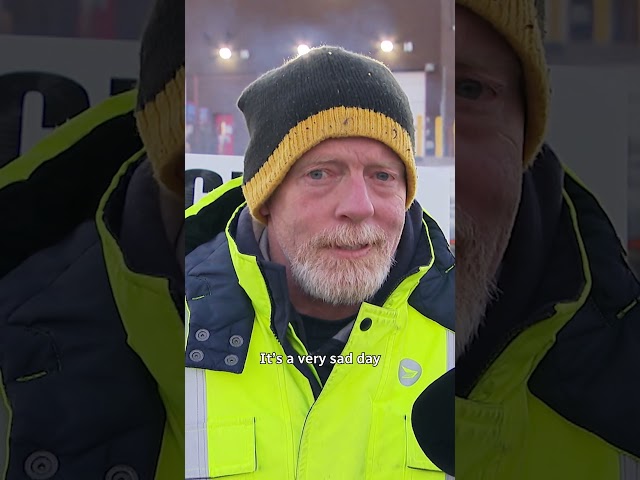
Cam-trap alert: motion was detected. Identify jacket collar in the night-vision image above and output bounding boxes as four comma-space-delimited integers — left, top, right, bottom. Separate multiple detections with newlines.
96, 149, 185, 469
456, 145, 588, 397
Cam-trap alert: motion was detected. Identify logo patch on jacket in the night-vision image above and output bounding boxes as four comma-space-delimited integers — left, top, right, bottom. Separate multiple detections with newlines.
398, 358, 422, 386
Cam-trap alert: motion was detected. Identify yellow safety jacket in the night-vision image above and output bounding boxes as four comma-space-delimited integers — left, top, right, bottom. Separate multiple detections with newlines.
0, 91, 183, 479
455, 146, 640, 479
185, 177, 455, 479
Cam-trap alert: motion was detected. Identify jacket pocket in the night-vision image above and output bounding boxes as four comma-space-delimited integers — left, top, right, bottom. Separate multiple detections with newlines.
405, 416, 444, 478
186, 416, 257, 479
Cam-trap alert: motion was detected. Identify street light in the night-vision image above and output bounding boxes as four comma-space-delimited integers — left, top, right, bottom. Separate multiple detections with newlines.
219, 47, 232, 60
380, 40, 394, 52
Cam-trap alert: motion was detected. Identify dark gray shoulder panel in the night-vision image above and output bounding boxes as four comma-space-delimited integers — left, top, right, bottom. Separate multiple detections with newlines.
529, 174, 640, 458
185, 233, 255, 374
408, 212, 455, 332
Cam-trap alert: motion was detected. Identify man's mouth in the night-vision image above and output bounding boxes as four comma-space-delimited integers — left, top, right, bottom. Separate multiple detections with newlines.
336, 244, 370, 250
327, 243, 374, 259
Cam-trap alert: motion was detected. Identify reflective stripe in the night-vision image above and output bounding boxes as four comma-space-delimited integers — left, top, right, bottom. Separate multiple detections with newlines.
185, 368, 209, 479
443, 332, 454, 480
185, 298, 191, 350
446, 329, 455, 370
620, 453, 640, 479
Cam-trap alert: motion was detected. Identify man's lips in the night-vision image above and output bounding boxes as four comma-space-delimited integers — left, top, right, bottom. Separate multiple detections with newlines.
336, 244, 368, 250
326, 243, 374, 258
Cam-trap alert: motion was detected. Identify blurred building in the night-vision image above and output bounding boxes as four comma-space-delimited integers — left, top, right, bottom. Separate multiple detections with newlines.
0, 0, 153, 39
542, 0, 640, 275
544, 0, 639, 47
185, 0, 455, 160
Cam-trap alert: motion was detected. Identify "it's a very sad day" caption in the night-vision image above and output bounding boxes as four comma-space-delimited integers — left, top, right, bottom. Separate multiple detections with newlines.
260, 352, 381, 367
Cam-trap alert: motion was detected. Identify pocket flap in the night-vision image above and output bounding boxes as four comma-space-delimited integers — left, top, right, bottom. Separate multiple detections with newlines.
406, 416, 443, 472
210, 417, 257, 477
186, 416, 256, 478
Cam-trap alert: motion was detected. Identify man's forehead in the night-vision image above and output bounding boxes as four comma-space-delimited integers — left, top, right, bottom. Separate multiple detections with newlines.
455, 5, 522, 78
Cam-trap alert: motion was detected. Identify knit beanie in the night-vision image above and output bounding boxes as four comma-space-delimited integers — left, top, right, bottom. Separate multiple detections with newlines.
456, 0, 550, 167
134, 0, 185, 196
238, 46, 418, 224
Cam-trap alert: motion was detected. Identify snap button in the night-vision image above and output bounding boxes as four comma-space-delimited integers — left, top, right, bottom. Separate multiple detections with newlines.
24, 451, 58, 479
229, 335, 244, 347
195, 329, 210, 341
189, 349, 204, 362
224, 354, 239, 366
105, 464, 139, 480
360, 318, 372, 331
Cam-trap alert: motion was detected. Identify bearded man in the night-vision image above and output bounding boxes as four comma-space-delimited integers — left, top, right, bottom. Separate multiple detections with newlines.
184, 46, 454, 479
455, 1, 640, 478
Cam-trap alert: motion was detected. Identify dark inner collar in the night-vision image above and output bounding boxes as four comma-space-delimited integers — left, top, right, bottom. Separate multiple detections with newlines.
455, 146, 584, 397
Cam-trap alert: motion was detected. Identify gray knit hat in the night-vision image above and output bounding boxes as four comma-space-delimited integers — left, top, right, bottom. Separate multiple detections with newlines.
238, 46, 418, 223
134, 0, 185, 195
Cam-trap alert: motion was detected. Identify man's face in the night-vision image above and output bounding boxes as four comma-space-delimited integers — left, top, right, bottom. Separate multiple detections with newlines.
455, 6, 526, 357
260, 137, 407, 307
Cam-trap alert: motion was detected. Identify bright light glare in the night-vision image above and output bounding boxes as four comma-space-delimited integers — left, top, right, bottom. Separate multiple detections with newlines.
380, 40, 394, 52
297, 44, 310, 55
219, 47, 232, 60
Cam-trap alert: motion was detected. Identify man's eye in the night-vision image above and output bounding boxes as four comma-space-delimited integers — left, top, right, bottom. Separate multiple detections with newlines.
375, 172, 391, 181
308, 170, 326, 180
456, 79, 491, 101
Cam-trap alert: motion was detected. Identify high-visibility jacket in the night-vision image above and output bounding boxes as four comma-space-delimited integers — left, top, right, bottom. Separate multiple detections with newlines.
0, 91, 184, 479
455, 145, 640, 479
185, 177, 455, 479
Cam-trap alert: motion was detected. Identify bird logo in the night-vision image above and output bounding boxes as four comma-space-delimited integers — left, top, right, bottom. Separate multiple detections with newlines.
398, 358, 422, 386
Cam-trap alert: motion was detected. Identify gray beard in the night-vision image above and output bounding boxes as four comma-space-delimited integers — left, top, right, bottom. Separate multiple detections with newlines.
454, 209, 503, 360
288, 223, 397, 306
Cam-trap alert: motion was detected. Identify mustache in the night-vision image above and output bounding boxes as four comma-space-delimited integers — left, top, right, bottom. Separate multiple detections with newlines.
308, 224, 388, 249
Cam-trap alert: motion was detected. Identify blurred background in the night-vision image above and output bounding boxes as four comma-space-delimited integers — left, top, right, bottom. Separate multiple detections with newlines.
540, 0, 640, 274
185, 0, 455, 159
0, 0, 153, 39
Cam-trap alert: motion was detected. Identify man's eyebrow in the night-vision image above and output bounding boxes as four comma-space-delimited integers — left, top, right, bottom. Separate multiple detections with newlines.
456, 60, 485, 70
366, 161, 404, 172
456, 59, 523, 82
296, 156, 403, 171
457, 60, 504, 74
292, 157, 341, 171
298, 157, 341, 166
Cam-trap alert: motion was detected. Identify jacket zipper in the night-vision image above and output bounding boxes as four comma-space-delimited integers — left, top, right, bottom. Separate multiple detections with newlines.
269, 321, 323, 398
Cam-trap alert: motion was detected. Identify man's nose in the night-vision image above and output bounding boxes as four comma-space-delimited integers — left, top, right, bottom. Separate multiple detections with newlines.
335, 175, 375, 222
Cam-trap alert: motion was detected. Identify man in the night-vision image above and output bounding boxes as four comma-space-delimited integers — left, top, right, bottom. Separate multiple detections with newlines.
455, 1, 640, 478
0, 0, 184, 478
185, 46, 455, 479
